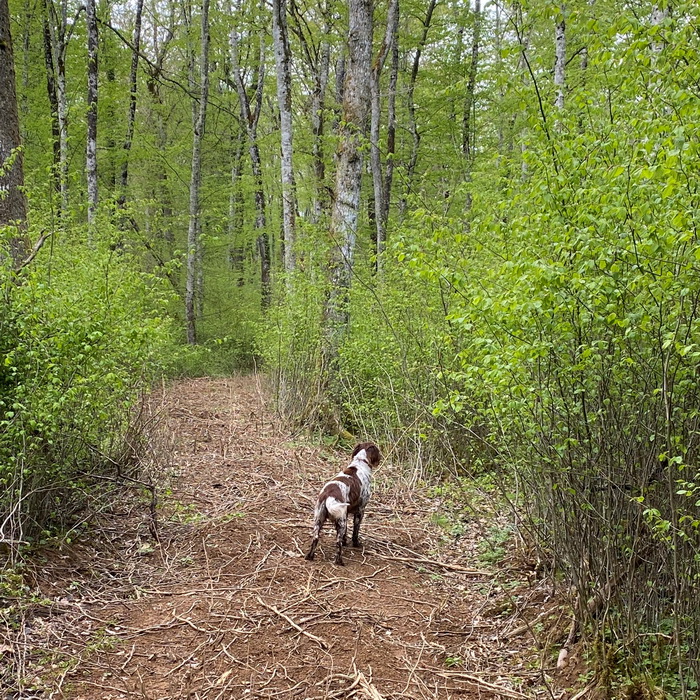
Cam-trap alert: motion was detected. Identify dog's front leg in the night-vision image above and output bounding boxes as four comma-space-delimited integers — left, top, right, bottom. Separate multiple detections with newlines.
334, 517, 346, 565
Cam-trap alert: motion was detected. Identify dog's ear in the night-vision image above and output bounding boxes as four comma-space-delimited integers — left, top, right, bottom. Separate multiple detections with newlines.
365, 444, 382, 467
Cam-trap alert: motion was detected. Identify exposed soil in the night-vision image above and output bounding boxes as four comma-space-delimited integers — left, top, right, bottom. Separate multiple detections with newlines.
4, 376, 588, 699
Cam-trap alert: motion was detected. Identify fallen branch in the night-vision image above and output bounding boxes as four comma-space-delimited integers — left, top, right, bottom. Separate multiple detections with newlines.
256, 596, 328, 650
427, 669, 529, 699
372, 552, 488, 576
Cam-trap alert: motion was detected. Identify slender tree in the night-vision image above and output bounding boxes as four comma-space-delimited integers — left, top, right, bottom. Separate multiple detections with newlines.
45, 0, 78, 217
272, 0, 296, 279
554, 4, 565, 111
118, 0, 144, 204
230, 19, 270, 308
86, 0, 99, 225
0, 0, 28, 265
399, 0, 437, 217
185, 0, 211, 344
370, 0, 398, 265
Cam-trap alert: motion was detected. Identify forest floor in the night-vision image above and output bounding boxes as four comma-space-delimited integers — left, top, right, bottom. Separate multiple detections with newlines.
5, 376, 592, 700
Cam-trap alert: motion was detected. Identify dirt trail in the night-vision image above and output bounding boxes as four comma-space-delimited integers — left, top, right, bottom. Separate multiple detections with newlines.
19, 377, 575, 699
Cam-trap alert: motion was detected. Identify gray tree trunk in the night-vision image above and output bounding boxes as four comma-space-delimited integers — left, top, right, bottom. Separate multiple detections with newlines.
185, 0, 211, 344
86, 0, 99, 226
323, 0, 373, 344
370, 0, 398, 266
272, 0, 296, 279
0, 0, 28, 265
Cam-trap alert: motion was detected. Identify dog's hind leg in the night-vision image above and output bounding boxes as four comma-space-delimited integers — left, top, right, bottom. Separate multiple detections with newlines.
334, 516, 347, 565
352, 507, 364, 547
305, 503, 327, 561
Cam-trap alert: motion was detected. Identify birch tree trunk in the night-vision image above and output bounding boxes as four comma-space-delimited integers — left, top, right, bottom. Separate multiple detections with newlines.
323, 0, 372, 346
370, 0, 398, 265
85, 0, 99, 226
554, 4, 566, 111
118, 0, 144, 203
0, 0, 28, 265
272, 0, 296, 279
185, 0, 210, 345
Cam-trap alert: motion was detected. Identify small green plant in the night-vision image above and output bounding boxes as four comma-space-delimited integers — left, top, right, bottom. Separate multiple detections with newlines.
477, 524, 512, 565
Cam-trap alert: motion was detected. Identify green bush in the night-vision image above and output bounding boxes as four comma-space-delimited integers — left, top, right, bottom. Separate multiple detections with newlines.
0, 222, 174, 542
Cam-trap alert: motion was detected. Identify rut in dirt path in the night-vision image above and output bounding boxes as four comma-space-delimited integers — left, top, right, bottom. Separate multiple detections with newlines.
29, 377, 567, 700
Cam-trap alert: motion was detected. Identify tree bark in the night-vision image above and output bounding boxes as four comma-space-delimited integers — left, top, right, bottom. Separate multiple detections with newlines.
0, 0, 28, 264
86, 0, 99, 226
370, 0, 398, 266
272, 0, 296, 279
323, 0, 373, 349
185, 0, 210, 345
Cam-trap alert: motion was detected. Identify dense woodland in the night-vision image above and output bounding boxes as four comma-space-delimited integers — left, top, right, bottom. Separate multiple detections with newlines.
1, 0, 700, 694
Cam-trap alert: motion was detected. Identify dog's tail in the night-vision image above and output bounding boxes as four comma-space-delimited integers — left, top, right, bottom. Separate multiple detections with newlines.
324, 496, 348, 522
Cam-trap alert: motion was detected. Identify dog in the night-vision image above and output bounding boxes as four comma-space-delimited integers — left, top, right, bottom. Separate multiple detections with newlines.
305, 442, 382, 565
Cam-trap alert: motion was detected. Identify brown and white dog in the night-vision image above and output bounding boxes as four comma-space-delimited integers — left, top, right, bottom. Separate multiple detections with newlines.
305, 442, 382, 565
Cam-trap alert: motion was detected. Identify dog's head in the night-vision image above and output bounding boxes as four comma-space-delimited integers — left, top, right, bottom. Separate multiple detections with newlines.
351, 442, 382, 468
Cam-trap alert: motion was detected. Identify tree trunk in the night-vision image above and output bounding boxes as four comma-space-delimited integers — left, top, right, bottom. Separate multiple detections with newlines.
185, 0, 210, 345
272, 0, 296, 280
46, 0, 71, 216
228, 124, 245, 286
399, 0, 437, 217
0, 0, 28, 264
554, 4, 566, 111
370, 0, 398, 266
462, 0, 480, 161
42, 0, 60, 195
231, 22, 270, 308
118, 0, 144, 203
462, 0, 481, 211
86, 0, 99, 226
311, 40, 330, 225
323, 0, 373, 349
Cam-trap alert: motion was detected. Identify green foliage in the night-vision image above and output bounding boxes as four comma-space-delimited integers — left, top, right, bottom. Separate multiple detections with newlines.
0, 220, 174, 539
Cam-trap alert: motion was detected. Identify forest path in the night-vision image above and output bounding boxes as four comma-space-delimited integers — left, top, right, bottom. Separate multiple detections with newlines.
30, 377, 566, 699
